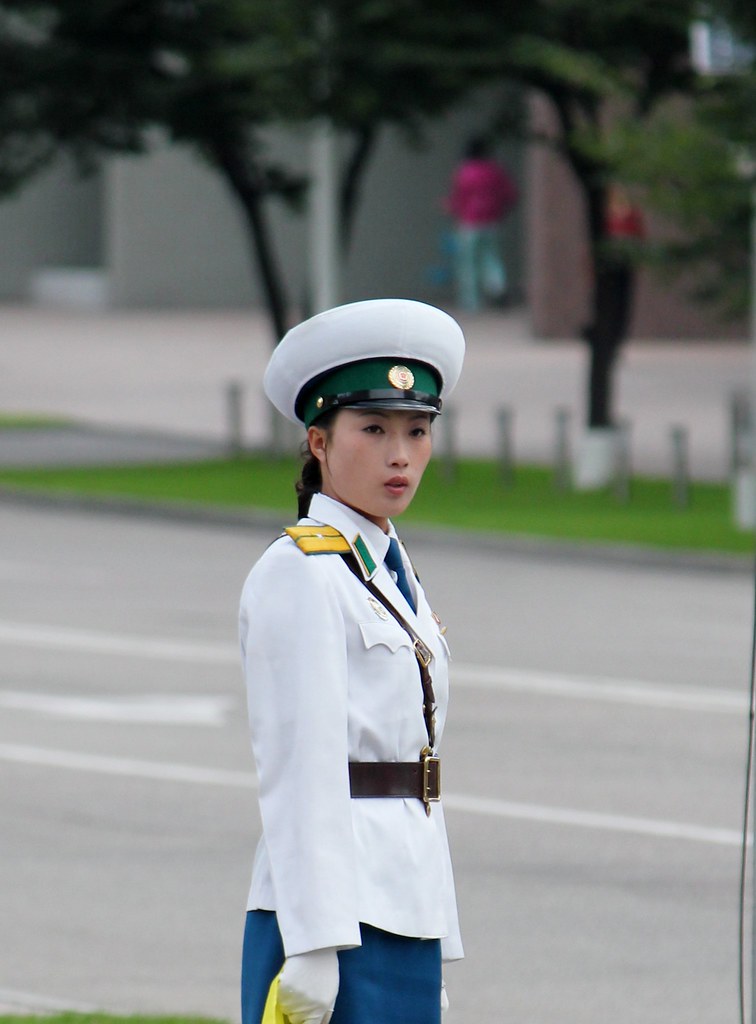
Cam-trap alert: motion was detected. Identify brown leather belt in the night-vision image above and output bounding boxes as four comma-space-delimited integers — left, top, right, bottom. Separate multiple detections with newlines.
349, 753, 441, 813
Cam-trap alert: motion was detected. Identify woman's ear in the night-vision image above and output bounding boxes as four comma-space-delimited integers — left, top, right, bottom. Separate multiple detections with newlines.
307, 425, 328, 464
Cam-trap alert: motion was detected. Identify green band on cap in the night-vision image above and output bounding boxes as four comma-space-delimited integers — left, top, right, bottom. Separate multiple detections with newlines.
299, 358, 440, 426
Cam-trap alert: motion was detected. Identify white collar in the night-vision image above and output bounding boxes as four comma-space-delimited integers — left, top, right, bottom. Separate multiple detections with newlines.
305, 493, 395, 563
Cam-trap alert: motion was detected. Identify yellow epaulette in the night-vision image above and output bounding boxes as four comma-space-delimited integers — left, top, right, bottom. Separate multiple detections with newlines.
284, 524, 352, 555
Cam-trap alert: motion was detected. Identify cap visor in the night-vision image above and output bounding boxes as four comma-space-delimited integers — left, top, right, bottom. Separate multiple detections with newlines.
343, 399, 440, 414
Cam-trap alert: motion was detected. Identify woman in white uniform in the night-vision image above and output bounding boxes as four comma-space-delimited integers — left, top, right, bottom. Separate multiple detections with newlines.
239, 298, 465, 1024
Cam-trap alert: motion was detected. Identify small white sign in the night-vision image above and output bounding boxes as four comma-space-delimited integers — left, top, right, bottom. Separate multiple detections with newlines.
690, 18, 755, 75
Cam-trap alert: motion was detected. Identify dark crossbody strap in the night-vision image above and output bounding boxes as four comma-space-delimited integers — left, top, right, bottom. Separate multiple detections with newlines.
340, 552, 437, 750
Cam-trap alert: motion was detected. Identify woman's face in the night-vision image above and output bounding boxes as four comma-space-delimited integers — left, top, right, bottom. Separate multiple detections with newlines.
308, 407, 433, 532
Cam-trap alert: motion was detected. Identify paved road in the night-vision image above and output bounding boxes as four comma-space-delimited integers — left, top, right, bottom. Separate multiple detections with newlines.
0, 502, 751, 1023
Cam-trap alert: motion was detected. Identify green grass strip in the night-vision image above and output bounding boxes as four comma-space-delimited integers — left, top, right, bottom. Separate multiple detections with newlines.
0, 414, 75, 429
0, 454, 752, 555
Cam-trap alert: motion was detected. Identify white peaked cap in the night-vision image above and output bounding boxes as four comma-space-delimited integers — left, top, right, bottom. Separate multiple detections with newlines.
264, 298, 466, 425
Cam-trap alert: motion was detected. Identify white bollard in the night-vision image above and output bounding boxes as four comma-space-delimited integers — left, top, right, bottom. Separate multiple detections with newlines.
573, 427, 621, 490
733, 467, 756, 529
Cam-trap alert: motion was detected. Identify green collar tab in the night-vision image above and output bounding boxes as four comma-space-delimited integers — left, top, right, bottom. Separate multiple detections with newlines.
353, 534, 377, 576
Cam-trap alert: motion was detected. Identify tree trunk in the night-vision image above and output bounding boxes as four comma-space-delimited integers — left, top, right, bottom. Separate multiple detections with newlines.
587, 335, 618, 428
238, 187, 290, 343
207, 134, 290, 345
340, 125, 377, 251
584, 261, 636, 426
580, 179, 636, 428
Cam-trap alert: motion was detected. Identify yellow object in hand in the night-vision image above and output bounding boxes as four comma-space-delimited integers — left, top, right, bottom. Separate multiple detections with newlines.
261, 973, 286, 1024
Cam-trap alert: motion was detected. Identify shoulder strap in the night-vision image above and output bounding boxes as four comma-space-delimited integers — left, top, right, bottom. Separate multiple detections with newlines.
340, 552, 437, 751
284, 524, 351, 555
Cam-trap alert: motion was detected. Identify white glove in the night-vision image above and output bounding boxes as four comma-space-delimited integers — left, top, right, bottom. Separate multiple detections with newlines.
278, 947, 340, 1024
441, 979, 449, 1014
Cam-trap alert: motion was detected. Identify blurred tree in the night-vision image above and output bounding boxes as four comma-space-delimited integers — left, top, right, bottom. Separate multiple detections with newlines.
607, 93, 753, 322
449, 0, 702, 433
0, 5, 57, 193
595, 2, 756, 325
2, 0, 751, 431
0, 1, 311, 340
0, 0, 492, 342
381, 1, 742, 445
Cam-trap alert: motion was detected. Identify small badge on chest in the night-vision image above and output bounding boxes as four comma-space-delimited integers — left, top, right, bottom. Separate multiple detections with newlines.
432, 610, 448, 636
368, 596, 389, 620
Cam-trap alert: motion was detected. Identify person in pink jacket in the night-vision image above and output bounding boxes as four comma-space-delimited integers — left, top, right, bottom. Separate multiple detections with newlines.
445, 136, 518, 311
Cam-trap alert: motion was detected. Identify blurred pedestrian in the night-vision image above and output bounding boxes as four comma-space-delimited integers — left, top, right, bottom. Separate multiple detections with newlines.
239, 298, 465, 1024
445, 135, 518, 312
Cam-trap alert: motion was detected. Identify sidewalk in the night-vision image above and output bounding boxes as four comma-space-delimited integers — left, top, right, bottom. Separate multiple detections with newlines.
0, 303, 749, 480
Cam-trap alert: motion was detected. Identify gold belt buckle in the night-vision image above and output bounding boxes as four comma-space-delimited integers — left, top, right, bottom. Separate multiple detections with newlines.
413, 638, 432, 667
420, 746, 441, 815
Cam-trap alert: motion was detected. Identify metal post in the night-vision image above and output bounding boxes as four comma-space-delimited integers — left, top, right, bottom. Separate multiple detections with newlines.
670, 425, 690, 508
734, 179, 756, 531
226, 380, 244, 456
269, 403, 285, 458
309, 120, 342, 313
554, 407, 571, 492
308, 10, 341, 314
496, 406, 514, 486
613, 420, 632, 504
269, 405, 302, 459
440, 405, 457, 482
749, 178, 756, 1024
730, 391, 751, 476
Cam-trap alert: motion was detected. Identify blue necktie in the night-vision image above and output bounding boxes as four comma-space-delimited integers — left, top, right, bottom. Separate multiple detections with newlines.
384, 538, 416, 613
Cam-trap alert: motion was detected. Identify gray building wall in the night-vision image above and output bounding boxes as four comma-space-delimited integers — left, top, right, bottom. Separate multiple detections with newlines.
0, 97, 525, 316
0, 160, 102, 301
106, 141, 259, 309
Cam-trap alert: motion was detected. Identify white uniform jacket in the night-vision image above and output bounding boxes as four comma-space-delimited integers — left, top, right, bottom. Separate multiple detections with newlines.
239, 493, 463, 961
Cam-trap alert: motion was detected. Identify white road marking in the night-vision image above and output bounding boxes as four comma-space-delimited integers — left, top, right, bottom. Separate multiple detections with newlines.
0, 621, 744, 845
442, 793, 744, 847
0, 618, 745, 714
0, 690, 233, 725
0, 743, 742, 847
0, 619, 237, 663
452, 663, 747, 713
0, 743, 256, 787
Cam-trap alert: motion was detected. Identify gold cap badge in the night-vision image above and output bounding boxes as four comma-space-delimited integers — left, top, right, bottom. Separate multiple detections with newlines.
388, 365, 415, 390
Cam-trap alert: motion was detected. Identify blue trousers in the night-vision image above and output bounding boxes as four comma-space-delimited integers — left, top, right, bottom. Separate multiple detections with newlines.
241, 910, 442, 1024
453, 225, 506, 311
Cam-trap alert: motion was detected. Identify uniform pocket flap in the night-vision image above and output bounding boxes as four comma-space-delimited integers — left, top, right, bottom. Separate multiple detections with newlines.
359, 620, 414, 653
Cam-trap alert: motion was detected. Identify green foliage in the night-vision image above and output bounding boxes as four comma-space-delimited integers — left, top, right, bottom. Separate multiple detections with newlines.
0, 0, 521, 336
471, 1, 756, 333
504, 36, 631, 103
0, 4, 58, 192
605, 100, 752, 316
0, 0, 754, 337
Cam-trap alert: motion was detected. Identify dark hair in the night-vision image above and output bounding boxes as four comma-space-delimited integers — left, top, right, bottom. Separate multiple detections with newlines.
295, 408, 337, 518
464, 135, 491, 160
